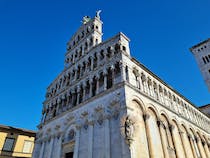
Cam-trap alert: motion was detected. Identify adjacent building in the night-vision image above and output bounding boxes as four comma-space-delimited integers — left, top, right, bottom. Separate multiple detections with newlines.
199, 104, 210, 118
190, 39, 210, 91
0, 124, 35, 158
33, 12, 210, 158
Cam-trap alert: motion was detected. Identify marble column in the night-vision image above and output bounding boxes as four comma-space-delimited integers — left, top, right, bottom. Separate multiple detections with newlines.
104, 119, 110, 158
203, 141, 210, 158
188, 134, 199, 158
96, 77, 99, 94
120, 63, 126, 82
47, 136, 55, 158
138, 76, 143, 91
38, 141, 45, 158
197, 137, 207, 158
76, 87, 80, 105
103, 72, 107, 91
164, 123, 176, 158
193, 136, 201, 158
88, 123, 94, 158
82, 86, 86, 102
180, 130, 194, 158
158, 121, 170, 158
73, 127, 81, 158
171, 123, 186, 158
32, 141, 41, 158
145, 113, 164, 158
132, 114, 149, 158
56, 135, 63, 158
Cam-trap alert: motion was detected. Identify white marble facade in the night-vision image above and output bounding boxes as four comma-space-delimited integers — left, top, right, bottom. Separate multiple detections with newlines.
33, 12, 210, 158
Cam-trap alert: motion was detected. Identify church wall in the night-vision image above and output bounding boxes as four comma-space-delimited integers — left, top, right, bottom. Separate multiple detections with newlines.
124, 84, 210, 158
34, 86, 130, 158
34, 13, 210, 158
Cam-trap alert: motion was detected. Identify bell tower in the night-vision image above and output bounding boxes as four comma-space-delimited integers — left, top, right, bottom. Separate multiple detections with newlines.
65, 11, 103, 68
190, 38, 210, 91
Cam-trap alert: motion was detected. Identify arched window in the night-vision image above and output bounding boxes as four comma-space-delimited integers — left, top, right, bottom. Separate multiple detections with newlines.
68, 130, 75, 141
107, 67, 113, 89
99, 72, 104, 92
100, 50, 104, 60
92, 76, 97, 96
114, 44, 120, 54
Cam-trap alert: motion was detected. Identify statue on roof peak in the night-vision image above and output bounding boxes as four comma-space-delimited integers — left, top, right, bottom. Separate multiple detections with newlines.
96, 10, 102, 19
82, 16, 91, 24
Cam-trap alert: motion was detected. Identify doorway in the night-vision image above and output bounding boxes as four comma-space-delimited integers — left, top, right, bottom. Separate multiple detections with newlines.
65, 152, 74, 158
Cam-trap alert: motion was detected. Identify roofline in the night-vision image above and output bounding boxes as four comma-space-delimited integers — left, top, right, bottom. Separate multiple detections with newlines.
190, 38, 210, 52
0, 124, 36, 137
131, 57, 210, 119
199, 104, 210, 109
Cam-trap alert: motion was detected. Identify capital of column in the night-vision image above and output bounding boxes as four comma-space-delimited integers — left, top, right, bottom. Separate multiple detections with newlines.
157, 119, 166, 129
187, 133, 192, 139
143, 113, 150, 121
168, 124, 175, 131
103, 69, 108, 75
75, 124, 82, 130
178, 130, 184, 135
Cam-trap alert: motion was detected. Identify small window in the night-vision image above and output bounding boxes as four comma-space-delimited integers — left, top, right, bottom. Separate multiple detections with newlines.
22, 141, 33, 153
3, 138, 15, 151
122, 46, 126, 51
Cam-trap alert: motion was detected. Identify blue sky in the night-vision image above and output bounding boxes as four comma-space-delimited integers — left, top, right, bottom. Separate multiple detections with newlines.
0, 0, 209, 130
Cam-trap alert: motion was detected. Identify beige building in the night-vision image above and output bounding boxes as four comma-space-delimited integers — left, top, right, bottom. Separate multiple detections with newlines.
33, 12, 210, 158
0, 125, 35, 158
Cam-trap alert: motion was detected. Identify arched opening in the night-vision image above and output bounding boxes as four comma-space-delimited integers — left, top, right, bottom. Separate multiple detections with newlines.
107, 47, 112, 58
92, 76, 97, 97
100, 50, 104, 60
85, 80, 90, 99
93, 53, 97, 69
114, 62, 121, 82
107, 67, 113, 89
72, 88, 77, 107
79, 86, 83, 104
114, 43, 120, 54
77, 66, 81, 79
99, 72, 104, 92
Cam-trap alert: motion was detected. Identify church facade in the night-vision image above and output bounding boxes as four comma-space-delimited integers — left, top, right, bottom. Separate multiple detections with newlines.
33, 13, 210, 158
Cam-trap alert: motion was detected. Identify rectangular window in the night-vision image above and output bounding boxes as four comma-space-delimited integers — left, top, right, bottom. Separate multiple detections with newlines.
22, 141, 33, 153
3, 138, 15, 151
